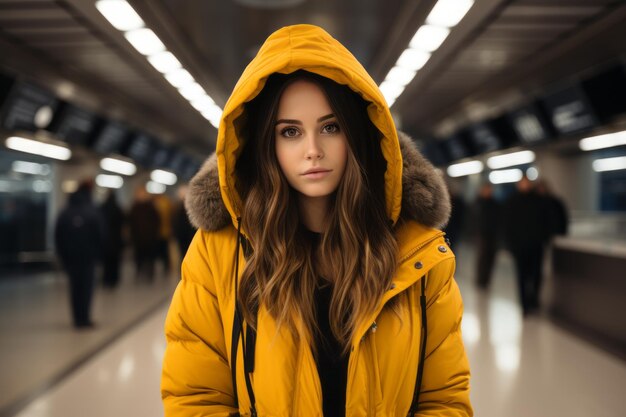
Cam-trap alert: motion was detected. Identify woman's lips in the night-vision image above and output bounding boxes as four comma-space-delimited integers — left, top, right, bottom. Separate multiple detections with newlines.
301, 169, 331, 179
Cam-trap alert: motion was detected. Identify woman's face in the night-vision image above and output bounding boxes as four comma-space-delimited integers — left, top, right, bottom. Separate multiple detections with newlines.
274, 80, 348, 203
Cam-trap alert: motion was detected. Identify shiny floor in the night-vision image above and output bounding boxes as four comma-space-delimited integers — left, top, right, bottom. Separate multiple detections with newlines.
4, 245, 626, 417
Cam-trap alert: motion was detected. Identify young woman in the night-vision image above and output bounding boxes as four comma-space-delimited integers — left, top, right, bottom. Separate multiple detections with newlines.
161, 24, 472, 417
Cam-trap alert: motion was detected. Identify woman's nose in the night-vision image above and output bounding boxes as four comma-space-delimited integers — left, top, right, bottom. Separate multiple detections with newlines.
304, 136, 324, 160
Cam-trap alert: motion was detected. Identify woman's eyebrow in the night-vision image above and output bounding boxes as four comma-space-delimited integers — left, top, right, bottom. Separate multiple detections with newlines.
275, 114, 335, 126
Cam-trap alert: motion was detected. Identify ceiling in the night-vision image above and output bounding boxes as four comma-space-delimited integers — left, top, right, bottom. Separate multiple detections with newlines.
0, 0, 625, 157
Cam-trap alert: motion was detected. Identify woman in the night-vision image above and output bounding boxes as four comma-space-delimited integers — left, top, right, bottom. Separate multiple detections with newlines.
162, 24, 472, 416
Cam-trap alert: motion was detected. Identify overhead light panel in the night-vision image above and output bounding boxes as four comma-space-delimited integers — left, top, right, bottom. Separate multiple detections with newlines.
201, 104, 223, 129
95, 0, 144, 31
526, 166, 539, 181
579, 131, 626, 151
385, 66, 417, 87
592, 156, 626, 172
409, 25, 450, 52
96, 174, 124, 189
148, 51, 181, 73
12, 161, 50, 176
190, 95, 216, 112
124, 28, 165, 55
5, 136, 71, 161
447, 160, 484, 177
146, 180, 166, 194
489, 168, 523, 184
178, 82, 206, 101
165, 68, 194, 88
100, 157, 137, 176
487, 150, 535, 169
150, 169, 177, 185
379, 81, 404, 106
396, 49, 431, 71
427, 0, 475, 28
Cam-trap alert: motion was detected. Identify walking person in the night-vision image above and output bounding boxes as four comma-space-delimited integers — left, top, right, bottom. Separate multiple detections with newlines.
474, 183, 501, 290
504, 175, 548, 316
100, 191, 125, 288
54, 180, 104, 329
161, 25, 472, 416
129, 186, 160, 282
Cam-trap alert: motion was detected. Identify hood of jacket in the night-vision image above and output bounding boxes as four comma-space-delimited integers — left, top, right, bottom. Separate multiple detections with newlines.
187, 24, 450, 233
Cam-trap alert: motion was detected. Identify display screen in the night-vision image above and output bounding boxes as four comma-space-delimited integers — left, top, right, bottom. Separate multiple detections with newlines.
468, 123, 501, 154
0, 82, 58, 132
541, 85, 598, 135
123, 133, 155, 166
508, 103, 553, 145
92, 121, 130, 155
581, 63, 626, 122
48, 103, 99, 146
151, 144, 172, 169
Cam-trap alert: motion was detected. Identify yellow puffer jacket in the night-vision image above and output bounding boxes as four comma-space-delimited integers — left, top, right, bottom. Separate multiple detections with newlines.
161, 24, 472, 417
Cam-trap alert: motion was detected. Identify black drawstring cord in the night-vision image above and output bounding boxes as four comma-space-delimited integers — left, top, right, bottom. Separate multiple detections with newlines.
231, 218, 257, 417
408, 276, 428, 416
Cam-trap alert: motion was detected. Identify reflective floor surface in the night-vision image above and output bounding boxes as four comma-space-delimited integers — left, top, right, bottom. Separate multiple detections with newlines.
4, 245, 626, 417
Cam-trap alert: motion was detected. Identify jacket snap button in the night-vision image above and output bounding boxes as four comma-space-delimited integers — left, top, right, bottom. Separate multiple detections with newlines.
438, 245, 448, 253
414, 261, 423, 269
390, 282, 396, 289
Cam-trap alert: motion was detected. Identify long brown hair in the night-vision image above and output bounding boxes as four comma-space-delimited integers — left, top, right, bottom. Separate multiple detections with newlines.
235, 70, 398, 354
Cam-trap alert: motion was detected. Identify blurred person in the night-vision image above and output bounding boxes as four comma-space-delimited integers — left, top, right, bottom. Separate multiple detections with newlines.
154, 193, 174, 274
100, 191, 125, 288
128, 186, 160, 282
171, 184, 196, 261
54, 180, 104, 329
504, 175, 548, 316
474, 183, 501, 290
536, 179, 569, 238
161, 25, 471, 416
444, 189, 467, 247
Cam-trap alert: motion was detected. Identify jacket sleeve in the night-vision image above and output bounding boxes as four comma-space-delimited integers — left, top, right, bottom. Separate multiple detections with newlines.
161, 231, 238, 416
416, 256, 473, 416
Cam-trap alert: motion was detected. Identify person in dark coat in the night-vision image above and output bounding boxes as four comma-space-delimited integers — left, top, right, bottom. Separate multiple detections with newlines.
172, 185, 196, 262
474, 183, 501, 290
504, 176, 548, 316
536, 180, 569, 238
54, 180, 104, 329
100, 191, 125, 288
128, 186, 160, 282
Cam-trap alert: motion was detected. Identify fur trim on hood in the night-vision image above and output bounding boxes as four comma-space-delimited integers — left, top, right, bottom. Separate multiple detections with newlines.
185, 131, 450, 232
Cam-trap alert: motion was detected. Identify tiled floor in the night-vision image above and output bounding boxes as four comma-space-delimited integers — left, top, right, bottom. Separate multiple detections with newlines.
4, 245, 626, 417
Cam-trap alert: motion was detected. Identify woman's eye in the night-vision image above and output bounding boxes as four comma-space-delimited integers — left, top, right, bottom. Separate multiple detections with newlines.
280, 127, 300, 138
322, 123, 340, 134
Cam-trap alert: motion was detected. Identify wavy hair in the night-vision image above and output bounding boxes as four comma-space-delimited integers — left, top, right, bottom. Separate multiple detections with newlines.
235, 71, 398, 354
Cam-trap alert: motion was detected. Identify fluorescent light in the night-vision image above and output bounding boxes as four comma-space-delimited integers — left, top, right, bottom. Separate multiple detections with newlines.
124, 28, 165, 55
5, 136, 71, 161
592, 156, 626, 172
96, 174, 124, 189
379, 81, 404, 106
385, 66, 417, 87
12, 161, 50, 176
396, 49, 431, 71
190, 95, 216, 112
146, 180, 166, 194
489, 169, 523, 184
178, 82, 206, 101
579, 131, 626, 151
526, 166, 539, 181
150, 169, 177, 185
487, 150, 535, 169
95, 0, 144, 31
447, 160, 483, 177
409, 25, 450, 52
100, 157, 137, 176
165, 68, 194, 88
147, 51, 181, 73
427, 0, 475, 27
201, 104, 223, 129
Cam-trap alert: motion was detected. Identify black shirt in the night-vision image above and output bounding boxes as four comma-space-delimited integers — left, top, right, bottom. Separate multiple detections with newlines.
306, 229, 349, 417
